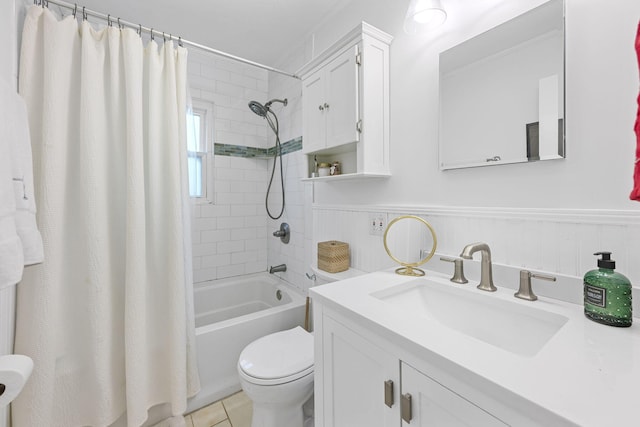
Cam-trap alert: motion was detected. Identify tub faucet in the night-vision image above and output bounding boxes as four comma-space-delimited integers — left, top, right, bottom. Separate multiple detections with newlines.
269, 264, 287, 274
460, 242, 497, 292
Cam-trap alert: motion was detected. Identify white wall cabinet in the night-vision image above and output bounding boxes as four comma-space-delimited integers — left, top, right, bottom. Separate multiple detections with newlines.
302, 46, 360, 154
299, 22, 391, 180
314, 307, 513, 427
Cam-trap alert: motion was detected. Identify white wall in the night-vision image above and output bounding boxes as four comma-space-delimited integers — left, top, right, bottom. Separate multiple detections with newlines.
281, 0, 640, 210
265, 0, 640, 293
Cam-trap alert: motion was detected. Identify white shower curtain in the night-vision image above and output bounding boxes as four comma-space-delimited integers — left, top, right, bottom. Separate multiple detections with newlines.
14, 6, 199, 427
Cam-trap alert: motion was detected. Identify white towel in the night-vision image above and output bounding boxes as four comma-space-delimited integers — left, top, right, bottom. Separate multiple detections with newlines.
0, 77, 43, 290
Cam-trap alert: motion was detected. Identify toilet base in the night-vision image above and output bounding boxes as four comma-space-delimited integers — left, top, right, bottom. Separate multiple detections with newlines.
251, 402, 304, 427
247, 391, 314, 427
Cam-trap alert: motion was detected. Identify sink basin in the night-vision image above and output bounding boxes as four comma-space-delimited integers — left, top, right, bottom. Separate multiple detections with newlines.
371, 278, 568, 357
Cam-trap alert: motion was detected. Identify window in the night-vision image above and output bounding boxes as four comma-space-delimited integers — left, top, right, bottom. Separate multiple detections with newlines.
187, 100, 214, 202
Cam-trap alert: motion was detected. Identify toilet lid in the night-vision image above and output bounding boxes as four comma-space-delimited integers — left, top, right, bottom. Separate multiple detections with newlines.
238, 326, 314, 381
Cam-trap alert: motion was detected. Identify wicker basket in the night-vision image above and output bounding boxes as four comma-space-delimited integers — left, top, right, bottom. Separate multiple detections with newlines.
317, 240, 350, 273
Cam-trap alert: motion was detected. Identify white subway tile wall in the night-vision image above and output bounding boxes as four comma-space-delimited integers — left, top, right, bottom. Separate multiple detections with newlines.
188, 52, 271, 283
265, 51, 311, 293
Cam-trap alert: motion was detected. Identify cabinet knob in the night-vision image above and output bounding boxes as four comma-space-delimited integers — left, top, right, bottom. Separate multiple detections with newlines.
319, 105, 324, 111
324, 102, 330, 110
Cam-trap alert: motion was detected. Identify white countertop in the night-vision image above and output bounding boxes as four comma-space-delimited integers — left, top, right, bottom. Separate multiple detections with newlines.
310, 269, 640, 426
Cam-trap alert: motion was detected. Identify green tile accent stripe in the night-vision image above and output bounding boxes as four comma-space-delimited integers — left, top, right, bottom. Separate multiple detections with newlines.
214, 136, 302, 158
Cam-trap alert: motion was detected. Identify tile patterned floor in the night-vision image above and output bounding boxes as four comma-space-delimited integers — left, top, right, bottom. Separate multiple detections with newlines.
186, 391, 252, 427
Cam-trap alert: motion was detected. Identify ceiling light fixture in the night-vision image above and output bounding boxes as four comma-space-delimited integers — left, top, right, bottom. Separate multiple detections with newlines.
403, 0, 447, 34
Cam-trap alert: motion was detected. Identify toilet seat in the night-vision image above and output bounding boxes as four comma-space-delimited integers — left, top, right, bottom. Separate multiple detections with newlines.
238, 326, 314, 386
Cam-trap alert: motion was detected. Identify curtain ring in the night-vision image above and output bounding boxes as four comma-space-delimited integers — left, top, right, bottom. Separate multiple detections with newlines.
150, 29, 154, 41
117, 18, 122, 30
137, 24, 142, 36
178, 36, 182, 47
162, 32, 166, 42
72, 3, 77, 18
82, 6, 87, 21
107, 14, 112, 27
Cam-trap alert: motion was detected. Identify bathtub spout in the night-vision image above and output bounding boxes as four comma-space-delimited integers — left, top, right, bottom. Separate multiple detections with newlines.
269, 264, 287, 274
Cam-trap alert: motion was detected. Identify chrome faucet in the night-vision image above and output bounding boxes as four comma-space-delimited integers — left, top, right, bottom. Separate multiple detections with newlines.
269, 264, 287, 274
460, 242, 497, 292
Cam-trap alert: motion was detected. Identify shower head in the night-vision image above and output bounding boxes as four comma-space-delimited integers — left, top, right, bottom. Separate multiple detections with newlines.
248, 98, 288, 117
248, 100, 268, 117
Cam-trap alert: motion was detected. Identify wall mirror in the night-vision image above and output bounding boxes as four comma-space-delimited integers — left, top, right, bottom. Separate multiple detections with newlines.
383, 215, 437, 276
439, 0, 565, 170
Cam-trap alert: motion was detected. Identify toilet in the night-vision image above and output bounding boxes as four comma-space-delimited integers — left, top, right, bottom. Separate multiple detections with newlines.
237, 325, 314, 427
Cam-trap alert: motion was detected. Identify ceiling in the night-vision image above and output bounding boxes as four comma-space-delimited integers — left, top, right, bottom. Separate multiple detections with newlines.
74, 0, 355, 68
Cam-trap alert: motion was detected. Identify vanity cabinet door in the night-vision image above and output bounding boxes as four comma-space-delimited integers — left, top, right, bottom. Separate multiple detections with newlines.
400, 363, 507, 427
321, 315, 400, 427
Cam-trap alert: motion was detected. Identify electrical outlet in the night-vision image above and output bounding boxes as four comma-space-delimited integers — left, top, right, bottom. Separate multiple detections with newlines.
369, 213, 387, 236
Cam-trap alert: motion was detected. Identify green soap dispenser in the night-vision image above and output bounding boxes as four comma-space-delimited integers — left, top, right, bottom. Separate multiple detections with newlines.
584, 252, 632, 327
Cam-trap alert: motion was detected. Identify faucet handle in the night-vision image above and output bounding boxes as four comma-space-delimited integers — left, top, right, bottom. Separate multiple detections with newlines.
440, 257, 468, 284
515, 270, 556, 301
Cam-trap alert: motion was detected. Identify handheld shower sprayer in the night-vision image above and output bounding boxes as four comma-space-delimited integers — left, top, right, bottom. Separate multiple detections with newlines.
247, 97, 288, 220
248, 98, 288, 118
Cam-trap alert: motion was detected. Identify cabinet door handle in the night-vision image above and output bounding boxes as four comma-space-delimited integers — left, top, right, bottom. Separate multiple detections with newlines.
401, 393, 412, 423
384, 380, 394, 408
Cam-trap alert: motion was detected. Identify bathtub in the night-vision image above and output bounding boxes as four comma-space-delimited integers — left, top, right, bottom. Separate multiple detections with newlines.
186, 272, 306, 413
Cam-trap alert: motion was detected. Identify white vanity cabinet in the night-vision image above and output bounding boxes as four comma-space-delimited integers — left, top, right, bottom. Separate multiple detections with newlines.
315, 308, 508, 427
400, 363, 506, 427
319, 315, 399, 427
311, 270, 638, 426
299, 22, 391, 180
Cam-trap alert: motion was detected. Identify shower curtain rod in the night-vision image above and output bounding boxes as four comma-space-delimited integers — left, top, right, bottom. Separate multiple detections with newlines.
38, 0, 301, 80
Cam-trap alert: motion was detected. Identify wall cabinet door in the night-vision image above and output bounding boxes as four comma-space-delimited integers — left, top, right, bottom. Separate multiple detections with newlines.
321, 316, 400, 427
400, 363, 507, 427
302, 46, 360, 154
302, 68, 326, 153
325, 46, 360, 149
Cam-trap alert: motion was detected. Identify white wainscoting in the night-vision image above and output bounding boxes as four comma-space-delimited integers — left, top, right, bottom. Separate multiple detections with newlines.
312, 204, 640, 289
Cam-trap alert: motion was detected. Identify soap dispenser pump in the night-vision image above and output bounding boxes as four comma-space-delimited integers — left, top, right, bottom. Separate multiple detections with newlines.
584, 252, 632, 327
